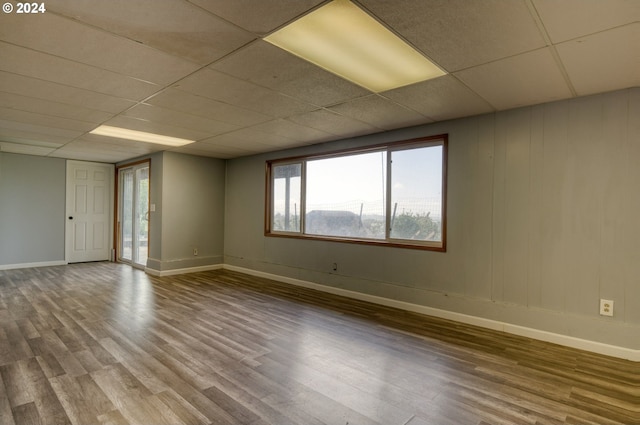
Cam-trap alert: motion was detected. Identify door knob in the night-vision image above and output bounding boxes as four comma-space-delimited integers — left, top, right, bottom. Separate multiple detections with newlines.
68, 216, 74, 220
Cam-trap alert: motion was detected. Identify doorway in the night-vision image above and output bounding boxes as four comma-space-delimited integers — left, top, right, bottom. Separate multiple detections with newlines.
66, 161, 114, 263
117, 161, 149, 268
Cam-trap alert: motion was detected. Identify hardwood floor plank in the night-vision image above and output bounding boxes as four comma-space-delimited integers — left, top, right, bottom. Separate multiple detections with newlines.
96, 409, 131, 425
50, 373, 115, 425
154, 389, 212, 425
12, 401, 40, 425
0, 361, 32, 408
28, 337, 69, 379
3, 321, 34, 360
0, 263, 638, 425
21, 357, 72, 425
91, 363, 154, 407
0, 369, 16, 425
16, 318, 40, 340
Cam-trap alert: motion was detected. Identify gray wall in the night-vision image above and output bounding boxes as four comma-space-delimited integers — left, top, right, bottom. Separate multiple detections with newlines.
145, 151, 226, 272
0, 153, 66, 266
224, 88, 640, 350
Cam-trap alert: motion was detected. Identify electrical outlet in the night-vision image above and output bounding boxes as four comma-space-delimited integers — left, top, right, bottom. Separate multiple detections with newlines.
599, 299, 613, 316
193, 248, 198, 256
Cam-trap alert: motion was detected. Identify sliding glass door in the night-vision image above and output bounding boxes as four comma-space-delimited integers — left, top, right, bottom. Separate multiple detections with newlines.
118, 163, 149, 268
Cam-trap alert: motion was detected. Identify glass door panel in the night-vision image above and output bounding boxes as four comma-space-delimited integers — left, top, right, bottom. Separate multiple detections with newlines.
118, 163, 149, 268
135, 167, 149, 267
120, 169, 134, 261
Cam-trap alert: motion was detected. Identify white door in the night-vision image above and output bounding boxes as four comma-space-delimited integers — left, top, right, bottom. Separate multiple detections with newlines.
66, 161, 113, 263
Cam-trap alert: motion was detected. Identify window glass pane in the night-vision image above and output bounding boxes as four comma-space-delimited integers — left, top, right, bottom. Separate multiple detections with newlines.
306, 151, 386, 239
390, 145, 443, 242
272, 163, 302, 232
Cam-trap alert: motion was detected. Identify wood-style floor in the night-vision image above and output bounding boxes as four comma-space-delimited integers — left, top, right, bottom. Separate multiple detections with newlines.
0, 262, 637, 425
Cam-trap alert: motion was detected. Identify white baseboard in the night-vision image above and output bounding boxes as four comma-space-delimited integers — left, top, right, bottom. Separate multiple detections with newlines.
2, 260, 637, 360
0, 260, 67, 271
223, 264, 640, 362
145, 264, 223, 277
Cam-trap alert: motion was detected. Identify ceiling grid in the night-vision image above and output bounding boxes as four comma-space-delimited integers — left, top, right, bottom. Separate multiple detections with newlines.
0, 0, 636, 162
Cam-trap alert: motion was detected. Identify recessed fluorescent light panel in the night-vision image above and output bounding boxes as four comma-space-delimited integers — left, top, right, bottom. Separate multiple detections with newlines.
264, 0, 445, 92
89, 125, 195, 147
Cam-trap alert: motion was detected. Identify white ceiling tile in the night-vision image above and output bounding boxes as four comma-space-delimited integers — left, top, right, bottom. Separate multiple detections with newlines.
328, 95, 429, 130
101, 116, 213, 142
175, 69, 317, 117
0, 141, 56, 156
455, 48, 573, 110
533, 0, 640, 43
47, 0, 256, 65
249, 119, 334, 144
0, 127, 68, 147
49, 146, 139, 163
0, 71, 136, 114
211, 41, 371, 106
0, 12, 200, 85
170, 142, 258, 159
360, 0, 546, 71
382, 75, 495, 121
201, 127, 300, 149
189, 0, 324, 35
556, 24, 640, 96
0, 92, 114, 124
51, 136, 165, 162
123, 103, 239, 136
0, 107, 94, 133
0, 42, 159, 100
147, 89, 272, 127
0, 1, 636, 163
287, 109, 379, 139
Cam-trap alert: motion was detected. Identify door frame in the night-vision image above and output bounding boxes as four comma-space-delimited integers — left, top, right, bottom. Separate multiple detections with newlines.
65, 160, 115, 263
115, 159, 151, 268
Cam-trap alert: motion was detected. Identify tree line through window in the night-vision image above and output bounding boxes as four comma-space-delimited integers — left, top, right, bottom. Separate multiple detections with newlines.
266, 135, 447, 251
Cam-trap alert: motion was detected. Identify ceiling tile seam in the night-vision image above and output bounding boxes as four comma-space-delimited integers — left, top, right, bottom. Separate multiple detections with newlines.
276, 110, 370, 137
229, 120, 327, 144
49, 37, 264, 158
443, 74, 500, 113
374, 92, 438, 122
0, 138, 63, 149
0, 70, 137, 114
170, 79, 322, 118
106, 115, 219, 142
317, 106, 387, 132
352, 0, 448, 78
203, 40, 345, 109
557, 21, 639, 43
139, 37, 335, 120
45, 8, 247, 69
0, 90, 118, 125
0, 39, 159, 88
448, 45, 553, 74
0, 115, 92, 136
523, 3, 640, 44
181, 0, 273, 38
525, 0, 577, 97
150, 86, 273, 123
270, 1, 334, 35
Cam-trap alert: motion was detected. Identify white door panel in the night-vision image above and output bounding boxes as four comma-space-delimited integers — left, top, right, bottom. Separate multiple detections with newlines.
66, 161, 113, 263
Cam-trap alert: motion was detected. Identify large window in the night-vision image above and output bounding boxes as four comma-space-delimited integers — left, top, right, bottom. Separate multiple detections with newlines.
266, 135, 447, 251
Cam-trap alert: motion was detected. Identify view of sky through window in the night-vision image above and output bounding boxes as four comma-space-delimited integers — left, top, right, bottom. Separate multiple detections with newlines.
271, 143, 444, 243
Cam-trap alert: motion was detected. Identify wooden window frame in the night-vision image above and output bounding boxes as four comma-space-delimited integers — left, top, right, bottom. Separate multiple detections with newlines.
265, 134, 447, 251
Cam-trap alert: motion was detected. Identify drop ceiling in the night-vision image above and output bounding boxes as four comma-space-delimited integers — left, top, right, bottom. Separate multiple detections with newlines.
0, 0, 638, 163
